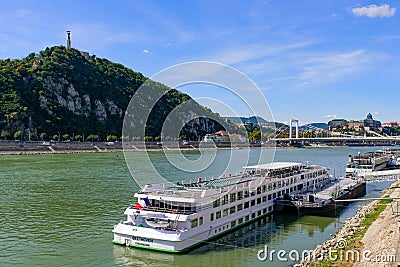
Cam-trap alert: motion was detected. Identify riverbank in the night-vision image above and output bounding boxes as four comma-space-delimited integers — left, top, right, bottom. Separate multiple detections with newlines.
0, 141, 261, 155
295, 180, 400, 267
0, 140, 380, 155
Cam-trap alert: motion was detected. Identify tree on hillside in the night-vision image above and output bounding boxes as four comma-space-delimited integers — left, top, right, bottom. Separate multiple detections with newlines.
249, 129, 261, 141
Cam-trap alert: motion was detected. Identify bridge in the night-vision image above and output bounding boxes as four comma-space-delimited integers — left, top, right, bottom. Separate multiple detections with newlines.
268, 118, 400, 145
270, 136, 400, 143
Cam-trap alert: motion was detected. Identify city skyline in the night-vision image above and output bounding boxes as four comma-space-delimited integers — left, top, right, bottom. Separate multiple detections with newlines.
1, 1, 399, 124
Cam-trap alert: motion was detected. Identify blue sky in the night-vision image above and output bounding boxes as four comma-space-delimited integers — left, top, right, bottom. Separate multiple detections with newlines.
1, 0, 399, 124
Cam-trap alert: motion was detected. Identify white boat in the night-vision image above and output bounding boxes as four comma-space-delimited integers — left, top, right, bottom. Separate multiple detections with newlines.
145, 218, 170, 228
346, 150, 400, 178
113, 162, 330, 253
345, 151, 390, 177
384, 148, 400, 167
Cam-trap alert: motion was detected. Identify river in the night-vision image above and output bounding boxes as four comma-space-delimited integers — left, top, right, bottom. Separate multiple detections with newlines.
0, 147, 393, 266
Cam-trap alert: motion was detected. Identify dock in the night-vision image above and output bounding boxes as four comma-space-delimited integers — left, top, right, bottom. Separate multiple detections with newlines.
275, 178, 367, 216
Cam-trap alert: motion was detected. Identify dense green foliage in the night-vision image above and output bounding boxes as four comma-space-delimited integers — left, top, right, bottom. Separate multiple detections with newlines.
0, 46, 225, 141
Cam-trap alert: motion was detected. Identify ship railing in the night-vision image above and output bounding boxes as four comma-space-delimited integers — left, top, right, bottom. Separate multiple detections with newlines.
297, 202, 321, 208
165, 169, 310, 190
173, 172, 247, 188
121, 221, 134, 226
139, 206, 195, 215
196, 202, 214, 212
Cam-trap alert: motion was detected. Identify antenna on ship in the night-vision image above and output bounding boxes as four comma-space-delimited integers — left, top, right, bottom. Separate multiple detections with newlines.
66, 30, 71, 49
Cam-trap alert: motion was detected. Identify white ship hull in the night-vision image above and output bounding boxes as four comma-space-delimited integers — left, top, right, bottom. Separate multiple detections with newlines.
113, 197, 276, 252
346, 167, 400, 178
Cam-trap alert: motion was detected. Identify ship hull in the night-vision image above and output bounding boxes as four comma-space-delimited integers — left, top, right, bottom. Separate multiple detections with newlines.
113, 209, 274, 253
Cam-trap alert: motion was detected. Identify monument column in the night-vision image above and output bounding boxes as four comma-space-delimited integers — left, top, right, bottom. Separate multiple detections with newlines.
66, 31, 71, 49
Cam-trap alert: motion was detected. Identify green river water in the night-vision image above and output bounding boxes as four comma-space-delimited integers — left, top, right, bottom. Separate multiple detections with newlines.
0, 147, 393, 266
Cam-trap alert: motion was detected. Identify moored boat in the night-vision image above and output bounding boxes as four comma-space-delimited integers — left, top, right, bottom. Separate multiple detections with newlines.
275, 178, 366, 216
113, 162, 330, 252
346, 151, 390, 177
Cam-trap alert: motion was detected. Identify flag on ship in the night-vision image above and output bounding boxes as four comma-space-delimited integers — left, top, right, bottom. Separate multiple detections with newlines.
135, 197, 151, 209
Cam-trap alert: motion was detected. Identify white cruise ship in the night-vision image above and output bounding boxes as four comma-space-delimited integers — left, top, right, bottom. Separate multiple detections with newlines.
113, 162, 329, 253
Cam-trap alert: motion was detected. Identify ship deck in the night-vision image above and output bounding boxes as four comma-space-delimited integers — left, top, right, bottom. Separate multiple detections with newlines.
315, 178, 359, 200
137, 162, 326, 201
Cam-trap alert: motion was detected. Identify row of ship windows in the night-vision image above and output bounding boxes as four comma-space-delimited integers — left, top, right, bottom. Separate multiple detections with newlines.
214, 186, 293, 208
213, 175, 329, 208
191, 199, 275, 228
192, 207, 274, 231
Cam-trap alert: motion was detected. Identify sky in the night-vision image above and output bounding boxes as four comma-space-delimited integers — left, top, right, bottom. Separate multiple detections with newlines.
1, 0, 399, 124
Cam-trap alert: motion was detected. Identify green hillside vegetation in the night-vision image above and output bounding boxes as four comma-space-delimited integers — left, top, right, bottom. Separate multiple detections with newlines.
0, 46, 226, 141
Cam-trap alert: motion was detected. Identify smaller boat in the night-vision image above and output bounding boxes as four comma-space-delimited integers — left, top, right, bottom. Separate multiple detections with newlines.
384, 148, 400, 167
346, 151, 390, 177
346, 149, 400, 179
275, 178, 366, 216
145, 217, 170, 228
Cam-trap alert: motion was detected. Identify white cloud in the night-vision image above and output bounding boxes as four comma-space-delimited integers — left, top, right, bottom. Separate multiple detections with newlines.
211, 42, 314, 66
324, 114, 337, 119
142, 49, 150, 54
373, 111, 384, 116
376, 35, 400, 42
298, 50, 369, 85
352, 4, 396, 18
15, 9, 33, 18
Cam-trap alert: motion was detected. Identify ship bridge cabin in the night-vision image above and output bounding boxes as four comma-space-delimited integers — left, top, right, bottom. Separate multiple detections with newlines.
243, 162, 302, 178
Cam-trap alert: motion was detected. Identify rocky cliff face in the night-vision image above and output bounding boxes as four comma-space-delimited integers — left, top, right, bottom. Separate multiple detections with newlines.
39, 76, 123, 121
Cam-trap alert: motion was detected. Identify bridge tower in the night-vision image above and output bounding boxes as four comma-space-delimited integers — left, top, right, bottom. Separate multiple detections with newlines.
289, 119, 299, 139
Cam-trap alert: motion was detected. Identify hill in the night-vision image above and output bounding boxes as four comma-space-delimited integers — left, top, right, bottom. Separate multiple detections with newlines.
224, 116, 287, 129
299, 123, 328, 131
0, 46, 226, 141
224, 116, 268, 124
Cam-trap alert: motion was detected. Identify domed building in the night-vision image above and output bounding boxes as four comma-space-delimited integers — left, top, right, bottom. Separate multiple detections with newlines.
346, 113, 382, 132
